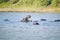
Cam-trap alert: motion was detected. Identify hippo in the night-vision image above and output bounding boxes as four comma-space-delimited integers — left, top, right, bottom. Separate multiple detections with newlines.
54, 19, 60, 22
21, 15, 32, 22
4, 19, 13, 23
40, 19, 46, 21
4, 19, 9, 21
33, 21, 39, 25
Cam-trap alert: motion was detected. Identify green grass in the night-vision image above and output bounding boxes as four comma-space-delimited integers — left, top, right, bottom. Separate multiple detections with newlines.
0, 2, 12, 8
0, 0, 60, 12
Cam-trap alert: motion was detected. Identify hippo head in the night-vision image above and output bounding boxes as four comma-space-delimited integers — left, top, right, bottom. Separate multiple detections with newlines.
33, 21, 39, 25
26, 15, 31, 19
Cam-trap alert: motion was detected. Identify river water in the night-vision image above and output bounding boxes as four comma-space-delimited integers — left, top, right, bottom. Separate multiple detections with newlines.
0, 12, 60, 40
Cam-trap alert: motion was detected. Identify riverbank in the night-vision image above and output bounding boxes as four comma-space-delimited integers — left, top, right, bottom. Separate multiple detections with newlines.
0, 0, 60, 13
0, 7, 60, 13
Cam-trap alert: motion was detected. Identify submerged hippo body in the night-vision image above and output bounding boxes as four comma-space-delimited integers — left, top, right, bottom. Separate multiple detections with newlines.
33, 22, 39, 25
4, 19, 9, 21
40, 19, 46, 21
54, 19, 60, 22
33, 21, 39, 25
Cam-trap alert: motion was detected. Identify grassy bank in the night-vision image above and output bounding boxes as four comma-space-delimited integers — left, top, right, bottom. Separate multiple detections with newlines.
0, 6, 60, 12
0, 0, 60, 12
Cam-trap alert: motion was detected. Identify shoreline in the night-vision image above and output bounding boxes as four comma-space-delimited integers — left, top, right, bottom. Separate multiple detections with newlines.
0, 8, 60, 13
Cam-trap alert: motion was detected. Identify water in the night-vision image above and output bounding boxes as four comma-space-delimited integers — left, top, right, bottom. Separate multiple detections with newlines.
0, 12, 60, 40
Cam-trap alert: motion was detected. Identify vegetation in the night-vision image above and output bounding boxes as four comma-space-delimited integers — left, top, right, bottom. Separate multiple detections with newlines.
0, 0, 60, 12
0, 0, 9, 3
